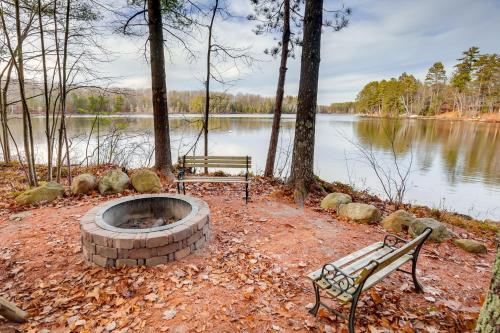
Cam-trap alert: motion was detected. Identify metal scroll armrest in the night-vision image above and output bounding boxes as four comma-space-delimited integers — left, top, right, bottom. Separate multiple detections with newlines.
383, 233, 408, 248
318, 263, 356, 294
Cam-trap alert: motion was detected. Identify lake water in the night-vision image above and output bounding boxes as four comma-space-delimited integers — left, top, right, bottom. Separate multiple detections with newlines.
5, 114, 500, 220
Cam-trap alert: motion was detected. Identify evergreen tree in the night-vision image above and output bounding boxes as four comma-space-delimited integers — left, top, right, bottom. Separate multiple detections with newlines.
425, 62, 447, 85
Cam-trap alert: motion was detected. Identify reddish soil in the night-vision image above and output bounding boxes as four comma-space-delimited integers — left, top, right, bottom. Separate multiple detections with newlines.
0, 181, 497, 333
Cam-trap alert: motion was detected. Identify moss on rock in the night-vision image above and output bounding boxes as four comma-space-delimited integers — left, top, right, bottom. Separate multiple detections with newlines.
131, 170, 161, 193
15, 182, 64, 205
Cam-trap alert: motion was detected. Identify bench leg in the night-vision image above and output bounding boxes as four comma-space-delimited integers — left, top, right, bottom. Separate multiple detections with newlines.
308, 282, 321, 316
183, 182, 186, 195
245, 183, 249, 204
411, 256, 424, 293
348, 290, 362, 333
411, 238, 426, 293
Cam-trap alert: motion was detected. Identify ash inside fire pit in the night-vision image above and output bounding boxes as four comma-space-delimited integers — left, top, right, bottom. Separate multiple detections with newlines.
120, 214, 176, 229
100, 196, 193, 232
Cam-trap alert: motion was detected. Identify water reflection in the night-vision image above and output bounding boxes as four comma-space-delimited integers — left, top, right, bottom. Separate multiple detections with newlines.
353, 118, 500, 186
3, 114, 499, 219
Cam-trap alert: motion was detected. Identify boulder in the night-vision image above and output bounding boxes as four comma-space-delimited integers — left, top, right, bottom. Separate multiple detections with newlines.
453, 239, 487, 254
71, 173, 97, 195
131, 170, 161, 193
338, 203, 381, 224
409, 217, 453, 242
320, 192, 352, 210
15, 182, 64, 205
98, 170, 130, 195
381, 210, 416, 233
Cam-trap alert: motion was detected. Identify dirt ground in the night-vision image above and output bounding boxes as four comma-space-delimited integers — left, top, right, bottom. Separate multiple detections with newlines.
0, 181, 497, 333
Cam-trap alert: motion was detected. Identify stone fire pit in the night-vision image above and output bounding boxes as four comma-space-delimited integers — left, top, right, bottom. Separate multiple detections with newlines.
80, 194, 210, 267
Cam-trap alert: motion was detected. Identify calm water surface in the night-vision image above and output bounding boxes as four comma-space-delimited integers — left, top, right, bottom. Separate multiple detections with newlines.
6, 114, 500, 220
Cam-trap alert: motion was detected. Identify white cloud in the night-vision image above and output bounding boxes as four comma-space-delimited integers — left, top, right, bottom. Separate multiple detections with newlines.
97, 0, 500, 104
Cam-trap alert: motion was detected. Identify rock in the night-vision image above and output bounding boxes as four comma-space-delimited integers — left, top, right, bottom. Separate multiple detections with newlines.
338, 203, 381, 224
381, 210, 416, 232
320, 192, 352, 210
15, 182, 64, 205
98, 170, 130, 195
9, 211, 32, 221
71, 173, 97, 195
453, 239, 487, 254
409, 217, 453, 242
131, 170, 161, 193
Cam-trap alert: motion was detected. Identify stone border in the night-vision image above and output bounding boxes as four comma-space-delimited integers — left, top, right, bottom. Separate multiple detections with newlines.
80, 194, 211, 267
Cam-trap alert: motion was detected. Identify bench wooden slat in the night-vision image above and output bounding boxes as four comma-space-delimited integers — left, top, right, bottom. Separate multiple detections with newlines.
362, 254, 412, 291
183, 159, 251, 164
355, 233, 424, 284
307, 242, 384, 280
184, 162, 252, 169
342, 246, 395, 275
175, 178, 250, 183
325, 283, 354, 303
182, 156, 251, 161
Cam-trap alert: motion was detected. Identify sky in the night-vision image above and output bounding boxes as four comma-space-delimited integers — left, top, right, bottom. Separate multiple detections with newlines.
99, 0, 500, 105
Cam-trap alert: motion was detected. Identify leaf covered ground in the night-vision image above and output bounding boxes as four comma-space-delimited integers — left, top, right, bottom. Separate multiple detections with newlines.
0, 166, 497, 333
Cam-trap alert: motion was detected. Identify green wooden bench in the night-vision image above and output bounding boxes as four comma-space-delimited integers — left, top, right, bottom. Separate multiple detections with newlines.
175, 155, 251, 203
306, 227, 432, 333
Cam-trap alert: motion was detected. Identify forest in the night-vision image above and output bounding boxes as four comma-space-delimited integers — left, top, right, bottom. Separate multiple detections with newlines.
354, 47, 499, 117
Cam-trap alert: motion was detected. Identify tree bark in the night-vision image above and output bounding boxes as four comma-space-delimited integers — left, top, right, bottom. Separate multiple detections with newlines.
476, 232, 500, 333
14, 0, 37, 186
204, 0, 218, 173
0, 61, 14, 163
288, 0, 323, 204
38, 0, 52, 181
0, 296, 28, 323
264, 0, 290, 178
148, 0, 173, 175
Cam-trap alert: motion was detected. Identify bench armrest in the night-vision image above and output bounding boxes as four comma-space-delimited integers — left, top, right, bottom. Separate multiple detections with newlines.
318, 263, 356, 293
383, 233, 408, 248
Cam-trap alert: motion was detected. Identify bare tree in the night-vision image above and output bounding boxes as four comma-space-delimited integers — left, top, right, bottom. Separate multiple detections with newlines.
202, 0, 253, 172
250, 0, 350, 178
0, 0, 38, 185
343, 122, 413, 207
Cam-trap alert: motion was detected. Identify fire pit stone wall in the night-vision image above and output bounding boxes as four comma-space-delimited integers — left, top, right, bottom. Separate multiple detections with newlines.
80, 194, 211, 267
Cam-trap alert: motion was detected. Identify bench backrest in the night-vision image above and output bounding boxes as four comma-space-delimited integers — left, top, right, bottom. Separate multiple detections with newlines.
179, 155, 251, 170
356, 227, 432, 284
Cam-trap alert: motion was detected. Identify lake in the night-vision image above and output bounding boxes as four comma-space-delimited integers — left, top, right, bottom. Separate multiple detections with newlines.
5, 114, 500, 220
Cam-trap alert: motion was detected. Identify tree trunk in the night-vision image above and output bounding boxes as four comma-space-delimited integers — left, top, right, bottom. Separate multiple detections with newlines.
288, 0, 323, 204
476, 232, 500, 333
60, 0, 72, 184
0, 62, 13, 163
14, 0, 37, 186
264, 0, 290, 178
38, 0, 52, 181
204, 0, 218, 174
148, 0, 173, 175
0, 296, 28, 323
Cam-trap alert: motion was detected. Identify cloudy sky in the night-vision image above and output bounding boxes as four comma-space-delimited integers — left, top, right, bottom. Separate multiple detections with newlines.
100, 0, 500, 105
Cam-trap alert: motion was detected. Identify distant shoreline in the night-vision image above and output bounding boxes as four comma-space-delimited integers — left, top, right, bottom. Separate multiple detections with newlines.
358, 112, 500, 123
18, 111, 500, 123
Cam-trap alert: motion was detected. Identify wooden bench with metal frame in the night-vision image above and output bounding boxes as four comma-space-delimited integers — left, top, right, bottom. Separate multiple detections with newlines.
306, 227, 433, 333
175, 155, 251, 203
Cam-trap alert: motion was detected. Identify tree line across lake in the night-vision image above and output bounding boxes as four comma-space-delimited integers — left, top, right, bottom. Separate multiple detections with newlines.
11, 47, 497, 117
353, 47, 499, 117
